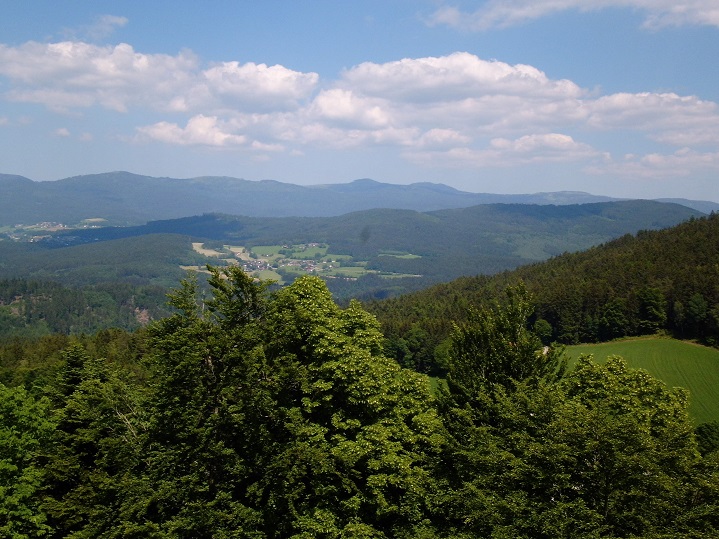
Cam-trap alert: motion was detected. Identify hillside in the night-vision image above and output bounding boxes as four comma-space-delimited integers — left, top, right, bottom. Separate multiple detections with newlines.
1, 171, 716, 226
20, 200, 702, 299
0, 234, 204, 288
367, 213, 719, 372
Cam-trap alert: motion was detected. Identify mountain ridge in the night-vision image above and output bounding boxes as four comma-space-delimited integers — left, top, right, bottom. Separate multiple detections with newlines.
1, 171, 716, 226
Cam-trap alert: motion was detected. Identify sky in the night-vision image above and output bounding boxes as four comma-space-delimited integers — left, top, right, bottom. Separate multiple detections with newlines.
0, 1, 718, 202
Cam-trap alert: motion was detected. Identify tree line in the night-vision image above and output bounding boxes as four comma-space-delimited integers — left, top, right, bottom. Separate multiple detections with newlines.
2, 267, 718, 538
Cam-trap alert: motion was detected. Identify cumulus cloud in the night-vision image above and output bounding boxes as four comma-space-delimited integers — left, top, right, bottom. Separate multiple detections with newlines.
60, 14, 128, 42
1, 39, 718, 180
84, 15, 129, 41
0, 41, 198, 112
309, 89, 391, 128
418, 128, 471, 148
53, 127, 71, 137
200, 61, 318, 111
587, 92, 719, 146
341, 52, 583, 101
137, 115, 247, 147
0, 41, 317, 114
427, 1, 719, 30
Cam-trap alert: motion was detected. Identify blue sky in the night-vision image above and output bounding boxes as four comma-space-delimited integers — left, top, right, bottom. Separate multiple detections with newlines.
1, 1, 718, 202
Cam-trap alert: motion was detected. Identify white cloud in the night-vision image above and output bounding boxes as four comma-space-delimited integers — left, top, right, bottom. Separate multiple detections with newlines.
587, 92, 719, 146
407, 133, 604, 168
427, 1, 719, 30
418, 128, 471, 148
341, 52, 583, 101
61, 14, 128, 42
1, 40, 718, 180
137, 115, 247, 146
587, 147, 719, 178
309, 89, 391, 128
250, 140, 284, 152
54, 127, 71, 137
200, 61, 318, 111
0, 41, 198, 112
0, 41, 318, 114
85, 15, 129, 41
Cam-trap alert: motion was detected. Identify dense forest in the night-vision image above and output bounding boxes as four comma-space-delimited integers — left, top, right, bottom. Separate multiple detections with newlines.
2, 266, 718, 538
0, 279, 170, 339
368, 213, 719, 374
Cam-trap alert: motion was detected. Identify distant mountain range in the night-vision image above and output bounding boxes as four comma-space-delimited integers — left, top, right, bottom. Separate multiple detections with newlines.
1, 171, 716, 226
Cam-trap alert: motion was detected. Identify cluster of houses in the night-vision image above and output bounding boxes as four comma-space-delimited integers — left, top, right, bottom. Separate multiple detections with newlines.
237, 246, 335, 276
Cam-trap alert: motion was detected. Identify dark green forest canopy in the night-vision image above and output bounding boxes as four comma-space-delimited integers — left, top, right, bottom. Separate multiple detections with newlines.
367, 213, 719, 374
1, 267, 718, 537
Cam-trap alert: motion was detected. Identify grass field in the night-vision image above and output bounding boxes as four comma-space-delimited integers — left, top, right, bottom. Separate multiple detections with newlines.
251, 245, 284, 257
567, 337, 719, 425
378, 251, 421, 259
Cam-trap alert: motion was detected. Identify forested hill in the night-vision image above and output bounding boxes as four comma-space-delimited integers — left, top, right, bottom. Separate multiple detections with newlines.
367, 213, 719, 371
43, 199, 702, 289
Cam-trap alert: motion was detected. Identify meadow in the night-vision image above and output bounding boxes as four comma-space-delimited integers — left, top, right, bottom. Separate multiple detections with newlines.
567, 337, 719, 424
187, 242, 422, 282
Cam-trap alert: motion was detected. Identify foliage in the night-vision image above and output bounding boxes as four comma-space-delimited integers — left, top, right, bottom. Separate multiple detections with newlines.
138, 267, 442, 537
436, 290, 716, 538
446, 283, 566, 394
0, 384, 54, 538
40, 344, 147, 537
368, 213, 719, 373
0, 278, 169, 339
1, 267, 718, 537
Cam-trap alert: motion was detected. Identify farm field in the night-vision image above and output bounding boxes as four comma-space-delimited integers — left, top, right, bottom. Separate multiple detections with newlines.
567, 337, 719, 425
189, 241, 421, 282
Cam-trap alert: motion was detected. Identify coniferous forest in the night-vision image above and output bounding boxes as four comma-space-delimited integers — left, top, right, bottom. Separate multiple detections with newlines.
369, 213, 719, 375
2, 259, 719, 538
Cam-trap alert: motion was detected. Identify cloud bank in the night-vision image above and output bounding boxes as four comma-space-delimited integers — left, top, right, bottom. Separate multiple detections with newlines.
0, 40, 718, 179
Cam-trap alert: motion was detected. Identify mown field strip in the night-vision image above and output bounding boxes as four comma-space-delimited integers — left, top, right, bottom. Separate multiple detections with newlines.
567, 337, 719, 424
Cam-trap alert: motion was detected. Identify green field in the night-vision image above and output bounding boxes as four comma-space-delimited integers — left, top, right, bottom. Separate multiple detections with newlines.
251, 245, 284, 257
567, 337, 719, 425
328, 266, 371, 278
379, 250, 421, 259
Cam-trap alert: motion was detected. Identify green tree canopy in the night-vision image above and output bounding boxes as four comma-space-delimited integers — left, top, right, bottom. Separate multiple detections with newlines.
140, 267, 443, 537
0, 384, 54, 538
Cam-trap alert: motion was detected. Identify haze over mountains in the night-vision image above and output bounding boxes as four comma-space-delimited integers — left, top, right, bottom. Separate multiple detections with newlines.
1, 171, 717, 226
